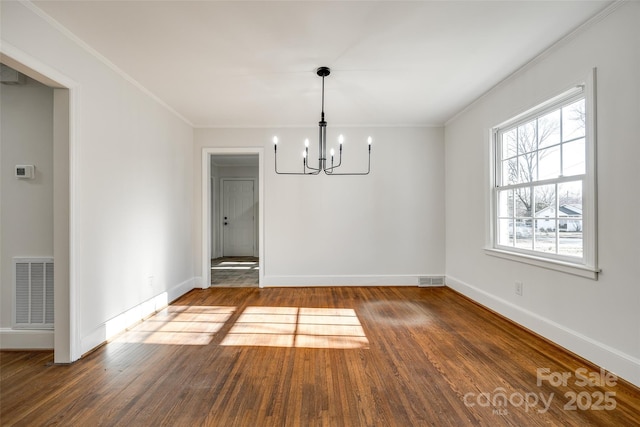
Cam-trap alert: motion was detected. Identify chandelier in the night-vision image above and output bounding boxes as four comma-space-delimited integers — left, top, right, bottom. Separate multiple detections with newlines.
273, 67, 372, 175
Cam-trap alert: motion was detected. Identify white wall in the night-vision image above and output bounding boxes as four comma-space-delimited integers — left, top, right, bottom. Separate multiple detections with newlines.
195, 126, 445, 286
1, 1, 195, 357
0, 76, 54, 333
445, 2, 640, 386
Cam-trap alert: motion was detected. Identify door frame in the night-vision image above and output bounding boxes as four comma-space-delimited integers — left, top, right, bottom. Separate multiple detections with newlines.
1, 45, 80, 362
220, 178, 258, 258
201, 148, 264, 288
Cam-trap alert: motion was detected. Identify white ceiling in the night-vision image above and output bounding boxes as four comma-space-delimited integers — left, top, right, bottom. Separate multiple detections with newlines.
32, 1, 610, 128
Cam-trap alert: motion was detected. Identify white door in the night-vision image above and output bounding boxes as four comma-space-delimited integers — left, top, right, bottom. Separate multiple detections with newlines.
222, 180, 255, 256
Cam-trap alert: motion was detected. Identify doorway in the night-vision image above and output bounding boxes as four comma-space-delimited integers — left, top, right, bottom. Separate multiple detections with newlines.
0, 53, 75, 362
206, 152, 262, 287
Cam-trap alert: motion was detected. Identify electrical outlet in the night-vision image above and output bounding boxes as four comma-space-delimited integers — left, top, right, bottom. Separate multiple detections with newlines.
515, 281, 523, 296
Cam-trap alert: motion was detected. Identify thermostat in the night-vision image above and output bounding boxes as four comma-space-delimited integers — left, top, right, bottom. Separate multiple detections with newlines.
15, 165, 35, 179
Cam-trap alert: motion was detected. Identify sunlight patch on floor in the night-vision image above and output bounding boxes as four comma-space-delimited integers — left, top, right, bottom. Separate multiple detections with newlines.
220, 306, 369, 349
113, 306, 235, 346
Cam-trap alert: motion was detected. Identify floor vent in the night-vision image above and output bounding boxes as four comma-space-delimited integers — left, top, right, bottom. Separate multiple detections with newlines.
13, 258, 54, 329
418, 276, 445, 287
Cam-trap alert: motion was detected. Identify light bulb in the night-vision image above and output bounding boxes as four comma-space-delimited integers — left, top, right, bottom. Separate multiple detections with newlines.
304, 138, 309, 148
330, 148, 335, 157
338, 134, 344, 144
302, 150, 307, 158
367, 136, 372, 145
273, 136, 278, 145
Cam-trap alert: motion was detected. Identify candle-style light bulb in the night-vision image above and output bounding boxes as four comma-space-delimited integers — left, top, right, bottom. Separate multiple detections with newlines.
367, 136, 372, 145
273, 136, 278, 145
338, 134, 344, 145
302, 150, 307, 158
330, 148, 335, 157
304, 138, 309, 148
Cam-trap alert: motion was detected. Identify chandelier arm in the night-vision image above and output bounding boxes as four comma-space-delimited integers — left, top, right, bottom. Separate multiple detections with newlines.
326, 145, 343, 171
274, 139, 323, 175
275, 148, 318, 175
323, 148, 371, 176
324, 160, 340, 174
304, 163, 322, 175
275, 169, 320, 176
304, 146, 323, 173
275, 168, 309, 176
305, 138, 322, 172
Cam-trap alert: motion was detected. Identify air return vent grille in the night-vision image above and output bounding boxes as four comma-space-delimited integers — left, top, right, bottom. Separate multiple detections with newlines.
14, 258, 54, 329
418, 276, 445, 287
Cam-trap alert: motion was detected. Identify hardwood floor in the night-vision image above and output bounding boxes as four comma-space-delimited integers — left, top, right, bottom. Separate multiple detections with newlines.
2, 287, 639, 426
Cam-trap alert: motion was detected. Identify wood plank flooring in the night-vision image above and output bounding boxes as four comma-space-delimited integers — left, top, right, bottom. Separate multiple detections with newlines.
2, 287, 639, 426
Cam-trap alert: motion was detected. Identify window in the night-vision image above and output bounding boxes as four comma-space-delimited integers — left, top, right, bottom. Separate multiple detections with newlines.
489, 74, 598, 278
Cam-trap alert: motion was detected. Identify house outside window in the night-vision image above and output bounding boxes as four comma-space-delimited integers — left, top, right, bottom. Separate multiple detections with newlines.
489, 72, 598, 278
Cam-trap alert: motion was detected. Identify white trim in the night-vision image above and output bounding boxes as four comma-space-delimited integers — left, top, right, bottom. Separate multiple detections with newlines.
262, 274, 443, 287
446, 275, 640, 388
493, 85, 585, 131
583, 68, 598, 272
488, 69, 598, 276
68, 81, 80, 362
202, 148, 265, 288
0, 41, 80, 362
0, 328, 54, 350
484, 248, 599, 280
0, 41, 78, 89
202, 152, 211, 288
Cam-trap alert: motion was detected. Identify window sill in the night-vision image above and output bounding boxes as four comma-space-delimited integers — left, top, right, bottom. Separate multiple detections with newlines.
484, 248, 600, 280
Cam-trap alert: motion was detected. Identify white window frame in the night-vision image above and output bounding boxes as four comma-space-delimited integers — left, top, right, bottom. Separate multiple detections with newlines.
486, 69, 599, 279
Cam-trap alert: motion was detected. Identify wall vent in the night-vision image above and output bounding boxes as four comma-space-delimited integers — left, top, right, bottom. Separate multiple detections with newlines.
13, 258, 54, 329
418, 276, 445, 287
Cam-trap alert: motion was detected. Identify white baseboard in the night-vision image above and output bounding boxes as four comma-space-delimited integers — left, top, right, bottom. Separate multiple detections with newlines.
0, 328, 54, 350
446, 275, 640, 388
79, 277, 197, 356
261, 274, 444, 287
167, 277, 198, 302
